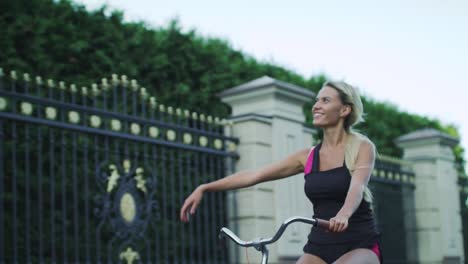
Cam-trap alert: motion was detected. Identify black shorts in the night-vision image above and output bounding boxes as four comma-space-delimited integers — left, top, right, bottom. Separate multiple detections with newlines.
303, 235, 383, 263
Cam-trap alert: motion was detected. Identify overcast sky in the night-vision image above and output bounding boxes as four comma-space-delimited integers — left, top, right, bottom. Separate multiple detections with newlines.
76, 0, 468, 170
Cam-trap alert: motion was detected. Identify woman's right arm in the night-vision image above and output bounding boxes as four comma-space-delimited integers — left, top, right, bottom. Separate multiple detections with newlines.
180, 147, 310, 222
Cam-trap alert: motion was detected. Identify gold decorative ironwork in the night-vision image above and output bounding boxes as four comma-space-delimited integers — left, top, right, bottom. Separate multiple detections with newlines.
135, 167, 147, 194
166, 130, 176, 141
68, 111, 80, 124
130, 123, 141, 135
20, 102, 33, 115
402, 175, 408, 183
90, 115, 101, 128
149, 126, 159, 138
214, 139, 223, 149
107, 164, 120, 193
183, 133, 192, 144
111, 119, 122, 131
120, 193, 136, 224
45, 107, 57, 120
388, 172, 394, 180
119, 247, 140, 264
199, 136, 208, 147
0, 97, 7, 111
228, 142, 237, 152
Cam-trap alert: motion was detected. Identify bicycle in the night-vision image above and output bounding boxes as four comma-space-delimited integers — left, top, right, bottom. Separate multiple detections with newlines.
219, 216, 330, 264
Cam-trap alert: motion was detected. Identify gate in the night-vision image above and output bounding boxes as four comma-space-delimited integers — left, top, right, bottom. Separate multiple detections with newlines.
0, 70, 238, 263
371, 156, 416, 264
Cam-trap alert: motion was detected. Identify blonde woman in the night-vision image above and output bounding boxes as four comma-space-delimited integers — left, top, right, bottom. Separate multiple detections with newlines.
180, 81, 382, 264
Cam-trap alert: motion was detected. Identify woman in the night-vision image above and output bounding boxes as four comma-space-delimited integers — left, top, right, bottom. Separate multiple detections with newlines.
180, 81, 382, 264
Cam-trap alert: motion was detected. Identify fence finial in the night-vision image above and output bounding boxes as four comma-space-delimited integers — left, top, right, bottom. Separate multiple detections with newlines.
36, 76, 43, 85
167, 106, 174, 115
140, 87, 148, 100
47, 79, 55, 88
149, 96, 157, 109
121, 75, 128, 87
59, 81, 66, 90
70, 84, 77, 93
112, 74, 119, 85
92, 83, 100, 96
0, 68, 3, 77
131, 79, 139, 91
81, 86, 88, 96
101, 78, 109, 91
23, 73, 30, 82
10, 70, 17, 80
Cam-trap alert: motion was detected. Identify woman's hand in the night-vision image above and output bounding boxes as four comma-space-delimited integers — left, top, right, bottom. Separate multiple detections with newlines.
328, 213, 349, 232
180, 185, 205, 222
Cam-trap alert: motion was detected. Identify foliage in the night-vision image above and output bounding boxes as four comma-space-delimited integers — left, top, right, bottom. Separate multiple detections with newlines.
0, 0, 464, 172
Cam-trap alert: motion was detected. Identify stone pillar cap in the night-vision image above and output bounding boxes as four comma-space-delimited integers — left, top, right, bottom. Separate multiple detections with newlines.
218, 75, 314, 103
395, 128, 459, 147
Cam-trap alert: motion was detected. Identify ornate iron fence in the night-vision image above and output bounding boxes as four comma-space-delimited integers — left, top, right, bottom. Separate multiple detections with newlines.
371, 155, 416, 264
0, 69, 238, 263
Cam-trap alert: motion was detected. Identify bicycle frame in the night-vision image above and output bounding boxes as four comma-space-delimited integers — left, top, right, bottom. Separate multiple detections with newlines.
219, 216, 329, 264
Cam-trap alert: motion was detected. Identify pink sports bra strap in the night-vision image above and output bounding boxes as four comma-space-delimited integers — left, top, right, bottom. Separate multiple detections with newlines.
304, 147, 315, 175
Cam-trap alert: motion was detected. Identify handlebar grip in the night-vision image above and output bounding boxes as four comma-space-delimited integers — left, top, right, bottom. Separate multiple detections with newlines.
314, 218, 330, 230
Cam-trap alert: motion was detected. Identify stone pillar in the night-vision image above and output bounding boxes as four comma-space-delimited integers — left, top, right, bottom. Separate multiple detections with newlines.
218, 76, 316, 264
396, 129, 465, 264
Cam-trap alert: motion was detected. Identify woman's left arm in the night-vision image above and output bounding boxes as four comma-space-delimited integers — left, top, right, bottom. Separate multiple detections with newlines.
329, 140, 376, 232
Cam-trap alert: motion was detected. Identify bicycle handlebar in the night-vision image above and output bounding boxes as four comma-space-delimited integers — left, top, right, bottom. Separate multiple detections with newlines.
219, 216, 330, 249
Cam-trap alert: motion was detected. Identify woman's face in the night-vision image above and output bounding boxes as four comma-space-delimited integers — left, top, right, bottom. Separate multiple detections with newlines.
312, 86, 350, 128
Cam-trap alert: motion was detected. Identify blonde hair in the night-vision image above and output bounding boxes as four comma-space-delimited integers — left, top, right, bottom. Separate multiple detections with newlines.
323, 81, 374, 203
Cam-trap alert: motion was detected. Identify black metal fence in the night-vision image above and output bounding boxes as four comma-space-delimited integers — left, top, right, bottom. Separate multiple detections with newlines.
371, 156, 416, 264
0, 70, 238, 263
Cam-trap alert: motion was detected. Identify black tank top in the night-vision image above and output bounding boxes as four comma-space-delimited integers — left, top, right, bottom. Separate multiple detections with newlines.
304, 143, 379, 244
